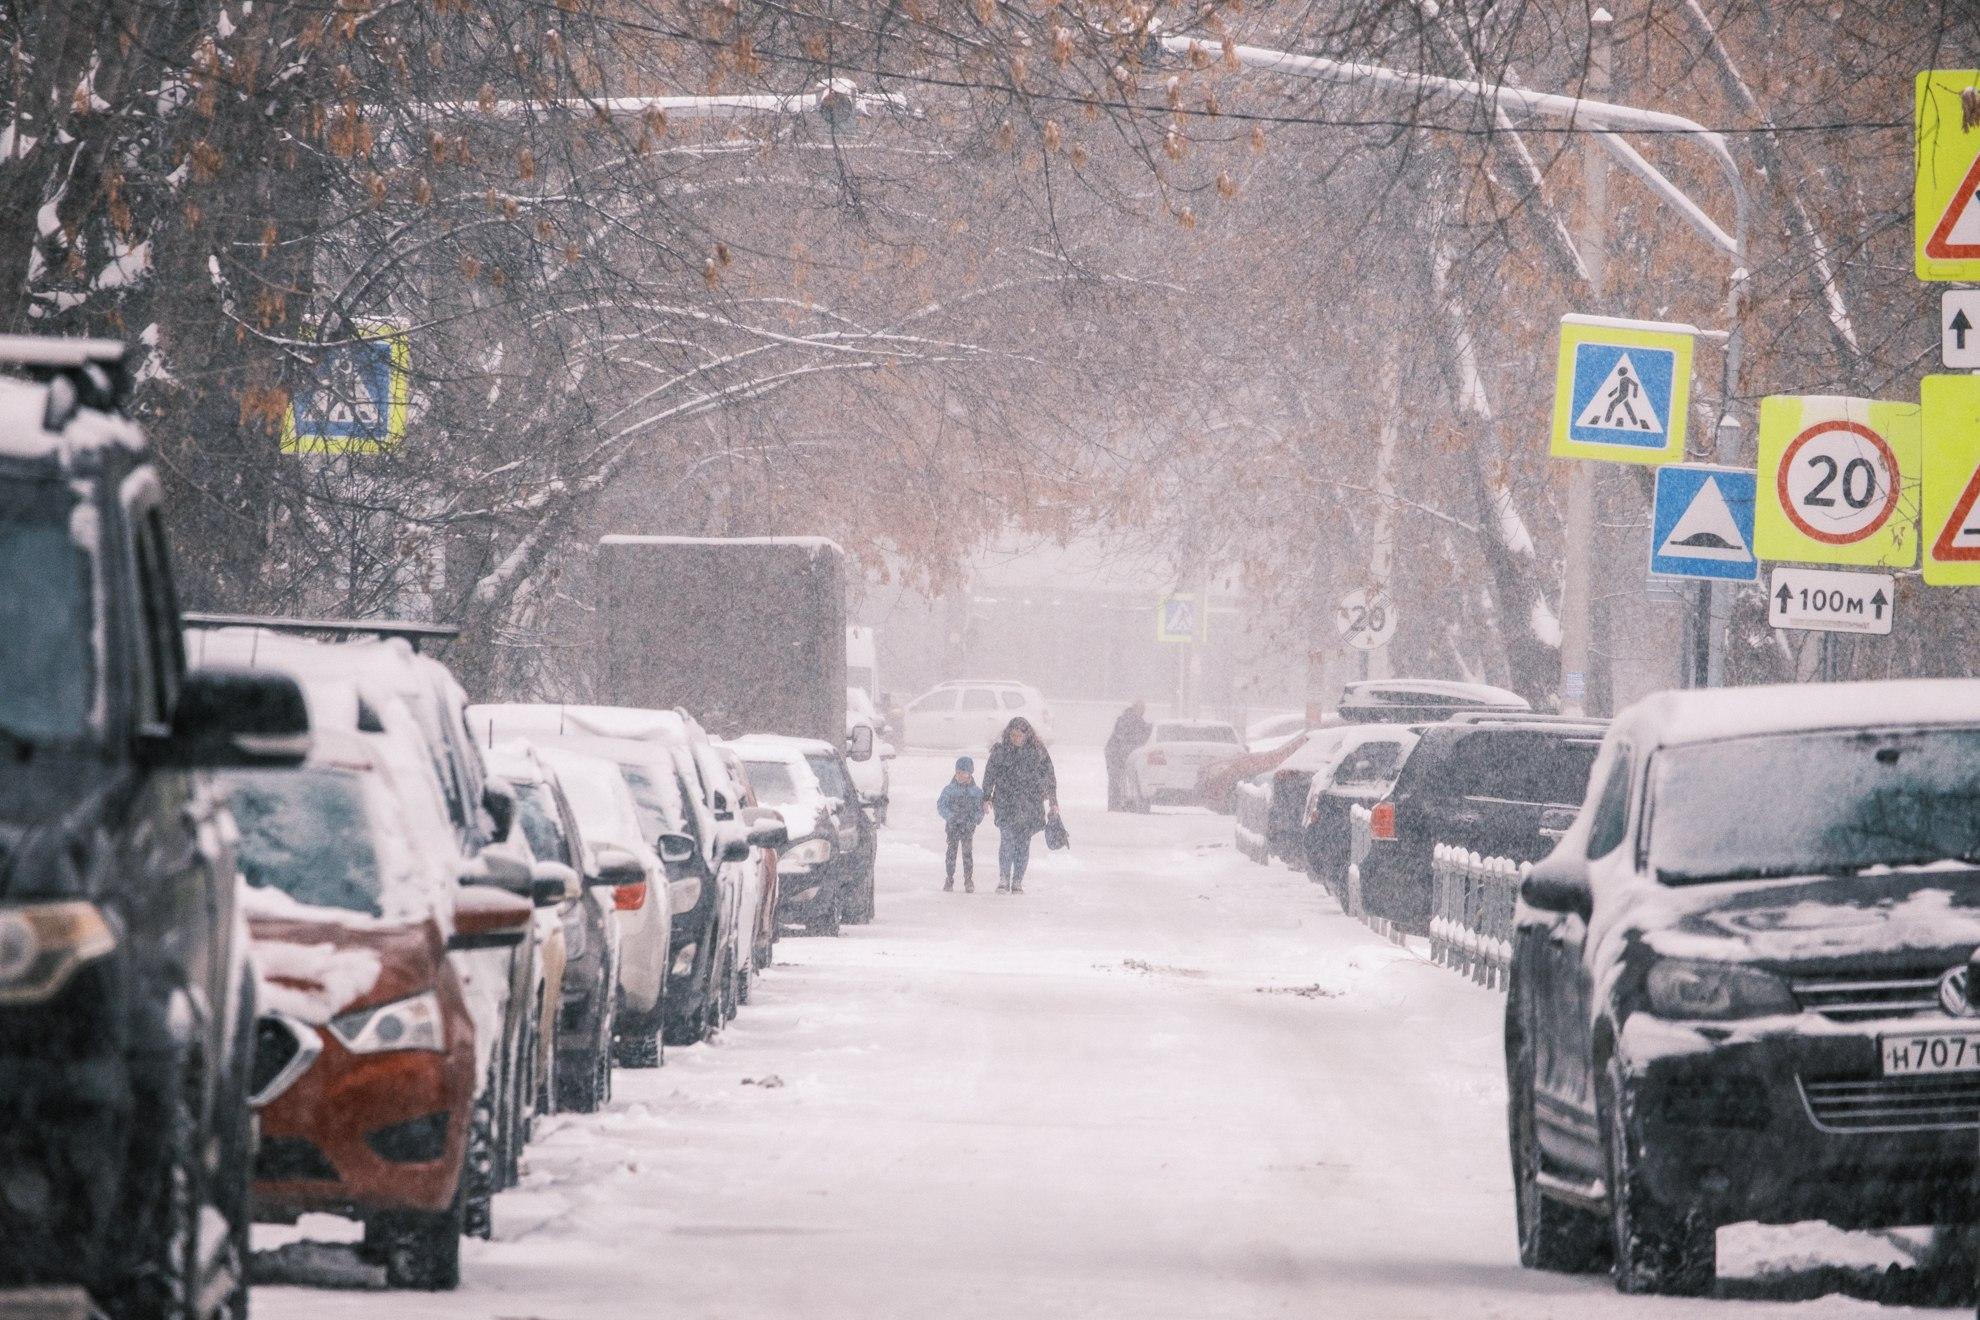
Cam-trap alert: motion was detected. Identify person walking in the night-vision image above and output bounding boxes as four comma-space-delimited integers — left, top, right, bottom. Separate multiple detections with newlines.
981, 716, 1058, 894
1104, 699, 1152, 812
937, 756, 985, 893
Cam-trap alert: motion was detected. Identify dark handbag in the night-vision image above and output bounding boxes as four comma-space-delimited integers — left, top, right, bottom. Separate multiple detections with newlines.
1044, 812, 1070, 851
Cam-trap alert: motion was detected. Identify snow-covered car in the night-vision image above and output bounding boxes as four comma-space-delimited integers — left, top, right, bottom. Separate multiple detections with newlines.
229, 729, 533, 1291
901, 679, 1052, 750
0, 338, 304, 1318
1198, 730, 1312, 815
188, 624, 550, 1196
715, 745, 789, 973
490, 743, 640, 1113
1245, 712, 1310, 752
472, 704, 751, 1051
726, 734, 876, 934
1120, 720, 1243, 811
1508, 680, 1980, 1296
846, 686, 894, 824
1300, 725, 1422, 900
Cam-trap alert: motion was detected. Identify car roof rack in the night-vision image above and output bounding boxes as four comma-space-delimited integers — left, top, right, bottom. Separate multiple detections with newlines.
1440, 712, 1610, 729
0, 335, 131, 426
183, 612, 460, 653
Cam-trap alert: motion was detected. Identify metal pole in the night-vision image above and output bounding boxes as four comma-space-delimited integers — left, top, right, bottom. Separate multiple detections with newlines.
1559, 10, 1611, 716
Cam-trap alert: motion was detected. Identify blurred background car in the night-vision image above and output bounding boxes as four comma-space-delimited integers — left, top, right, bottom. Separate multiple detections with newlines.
900, 680, 1052, 749
1120, 720, 1243, 811
726, 735, 873, 935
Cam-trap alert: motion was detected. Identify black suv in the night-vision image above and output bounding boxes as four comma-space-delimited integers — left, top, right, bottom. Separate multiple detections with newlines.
1352, 717, 1605, 934
0, 338, 309, 1317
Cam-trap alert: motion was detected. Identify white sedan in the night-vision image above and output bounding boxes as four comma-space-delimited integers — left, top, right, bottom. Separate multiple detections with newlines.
1122, 720, 1244, 811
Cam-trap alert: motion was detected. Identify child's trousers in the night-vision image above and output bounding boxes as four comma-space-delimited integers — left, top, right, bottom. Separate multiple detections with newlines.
945, 822, 976, 882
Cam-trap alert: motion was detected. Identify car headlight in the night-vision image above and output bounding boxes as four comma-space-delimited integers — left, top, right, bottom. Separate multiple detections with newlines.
0, 902, 116, 1006
782, 838, 831, 869
329, 991, 446, 1053
1645, 960, 1796, 1021
668, 875, 703, 914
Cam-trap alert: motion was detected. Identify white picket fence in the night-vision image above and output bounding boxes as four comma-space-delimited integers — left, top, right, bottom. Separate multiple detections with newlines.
1343, 805, 1522, 989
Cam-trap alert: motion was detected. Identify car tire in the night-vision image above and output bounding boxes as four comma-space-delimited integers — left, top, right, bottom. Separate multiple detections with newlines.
809, 887, 842, 937
1600, 1059, 1714, 1296
109, 1059, 204, 1320
463, 1087, 497, 1240
721, 948, 739, 1023
615, 1027, 662, 1069
1509, 1032, 1605, 1273
377, 1180, 467, 1291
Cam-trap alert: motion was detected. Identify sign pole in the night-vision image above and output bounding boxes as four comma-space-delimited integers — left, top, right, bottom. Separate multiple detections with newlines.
1558, 8, 1610, 716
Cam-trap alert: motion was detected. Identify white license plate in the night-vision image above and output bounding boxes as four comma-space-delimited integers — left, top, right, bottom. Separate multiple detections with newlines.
1881, 1030, 1980, 1076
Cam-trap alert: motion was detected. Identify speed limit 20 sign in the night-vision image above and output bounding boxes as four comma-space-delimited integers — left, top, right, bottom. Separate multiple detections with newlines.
1336, 588, 1397, 651
1754, 395, 1920, 568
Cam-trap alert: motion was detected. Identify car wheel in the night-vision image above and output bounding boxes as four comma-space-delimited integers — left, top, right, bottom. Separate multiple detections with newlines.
109, 1060, 204, 1320
463, 1087, 498, 1240
614, 1027, 662, 1068
1600, 1058, 1714, 1295
809, 887, 842, 937
1509, 1031, 1605, 1272
376, 1180, 466, 1291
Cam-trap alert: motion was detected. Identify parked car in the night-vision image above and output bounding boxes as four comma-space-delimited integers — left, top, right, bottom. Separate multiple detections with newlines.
902, 680, 1052, 749
1507, 680, 1980, 1296
1301, 725, 1422, 902
0, 336, 308, 1317
846, 686, 894, 824
1259, 727, 1360, 862
231, 729, 535, 1291
1199, 729, 1313, 816
726, 734, 875, 935
1120, 720, 1244, 811
1245, 712, 1310, 751
1337, 678, 1530, 724
715, 745, 788, 973
471, 704, 752, 1050
1354, 717, 1604, 935
189, 626, 549, 1194
488, 743, 639, 1113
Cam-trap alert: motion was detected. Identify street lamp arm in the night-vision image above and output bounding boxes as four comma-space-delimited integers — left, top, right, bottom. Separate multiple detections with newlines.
1592, 131, 1738, 259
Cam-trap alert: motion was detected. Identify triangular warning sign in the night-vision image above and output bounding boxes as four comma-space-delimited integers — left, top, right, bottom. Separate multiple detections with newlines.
1660, 476, 1750, 561
1926, 154, 1980, 260
1574, 352, 1663, 434
1932, 462, 1980, 562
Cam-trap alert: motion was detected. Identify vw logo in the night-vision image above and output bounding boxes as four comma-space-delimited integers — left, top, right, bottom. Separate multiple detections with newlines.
1941, 967, 1976, 1018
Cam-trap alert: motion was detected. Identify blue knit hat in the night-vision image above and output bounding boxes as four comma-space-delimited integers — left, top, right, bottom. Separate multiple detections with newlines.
955, 756, 974, 772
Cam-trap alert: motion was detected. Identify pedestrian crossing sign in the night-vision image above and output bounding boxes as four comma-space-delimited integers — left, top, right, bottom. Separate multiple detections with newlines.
1920, 373, 1980, 585
1157, 593, 1201, 644
282, 322, 411, 454
1549, 315, 1694, 465
1648, 464, 1758, 582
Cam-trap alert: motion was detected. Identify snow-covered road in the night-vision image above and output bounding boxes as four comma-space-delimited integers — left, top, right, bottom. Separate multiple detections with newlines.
257, 750, 1961, 1318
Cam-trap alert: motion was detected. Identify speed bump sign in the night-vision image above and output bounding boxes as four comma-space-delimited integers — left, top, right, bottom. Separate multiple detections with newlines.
1916, 71, 1980, 282
1754, 395, 1920, 569
1921, 374, 1980, 585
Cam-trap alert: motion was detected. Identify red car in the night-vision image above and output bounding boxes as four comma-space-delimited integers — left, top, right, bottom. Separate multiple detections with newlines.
228, 732, 534, 1290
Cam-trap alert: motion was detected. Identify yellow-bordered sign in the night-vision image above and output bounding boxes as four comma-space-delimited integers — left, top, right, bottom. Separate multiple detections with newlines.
281, 322, 412, 454
1156, 593, 1201, 643
1919, 374, 1980, 585
1548, 315, 1694, 465
1754, 395, 1920, 569
1915, 71, 1980, 281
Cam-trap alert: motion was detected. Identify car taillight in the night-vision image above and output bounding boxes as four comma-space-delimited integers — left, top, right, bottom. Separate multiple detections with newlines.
614, 881, 648, 911
1369, 802, 1397, 840
1147, 750, 1167, 766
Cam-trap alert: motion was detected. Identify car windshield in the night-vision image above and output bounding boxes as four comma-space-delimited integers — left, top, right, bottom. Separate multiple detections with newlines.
806, 751, 850, 799
515, 780, 571, 866
221, 769, 387, 916
1155, 723, 1238, 744
744, 759, 801, 804
618, 759, 690, 842
0, 475, 94, 743
1651, 728, 1980, 883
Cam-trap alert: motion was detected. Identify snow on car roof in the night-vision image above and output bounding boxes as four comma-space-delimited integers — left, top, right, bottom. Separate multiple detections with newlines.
0, 373, 146, 462
469, 702, 694, 746
1620, 679, 1980, 749
724, 733, 838, 759
1339, 678, 1529, 709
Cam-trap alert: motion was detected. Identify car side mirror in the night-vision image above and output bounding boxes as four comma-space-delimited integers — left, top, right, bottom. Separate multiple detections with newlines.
163, 667, 311, 767
1520, 867, 1592, 918
589, 844, 647, 888
847, 724, 874, 762
483, 779, 518, 841
462, 840, 532, 890
656, 832, 696, 866
744, 815, 789, 850
449, 883, 532, 950
716, 826, 752, 864
531, 860, 580, 906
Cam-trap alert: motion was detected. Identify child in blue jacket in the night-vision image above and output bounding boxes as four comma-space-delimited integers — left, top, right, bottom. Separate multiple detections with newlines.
937, 756, 986, 892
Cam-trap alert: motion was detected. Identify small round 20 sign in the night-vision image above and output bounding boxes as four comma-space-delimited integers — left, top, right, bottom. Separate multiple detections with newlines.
1336, 589, 1397, 651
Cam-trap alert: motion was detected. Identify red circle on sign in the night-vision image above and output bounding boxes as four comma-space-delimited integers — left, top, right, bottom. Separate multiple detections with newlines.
1776, 419, 1901, 545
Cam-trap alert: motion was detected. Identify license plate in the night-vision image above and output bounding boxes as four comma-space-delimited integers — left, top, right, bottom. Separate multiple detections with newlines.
1881, 1030, 1980, 1076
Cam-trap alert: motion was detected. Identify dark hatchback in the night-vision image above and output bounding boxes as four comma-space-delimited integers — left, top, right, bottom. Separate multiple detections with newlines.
1507, 682, 1980, 1297
1353, 718, 1604, 935
0, 339, 308, 1316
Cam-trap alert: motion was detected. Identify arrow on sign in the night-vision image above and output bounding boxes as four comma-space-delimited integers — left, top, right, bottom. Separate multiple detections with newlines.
1870, 588, 1889, 619
1775, 581, 1794, 610
1955, 309, 1974, 353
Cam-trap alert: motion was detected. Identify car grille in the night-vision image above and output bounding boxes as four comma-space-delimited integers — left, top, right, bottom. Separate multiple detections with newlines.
1791, 973, 1945, 1021
1800, 1075, 1980, 1132
255, 1137, 338, 1181
366, 1112, 450, 1164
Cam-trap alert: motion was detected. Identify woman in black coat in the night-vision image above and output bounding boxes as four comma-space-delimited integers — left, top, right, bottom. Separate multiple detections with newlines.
981, 716, 1058, 893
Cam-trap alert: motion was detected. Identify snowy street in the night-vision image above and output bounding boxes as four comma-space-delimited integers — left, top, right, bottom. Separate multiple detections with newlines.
255, 751, 1961, 1319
